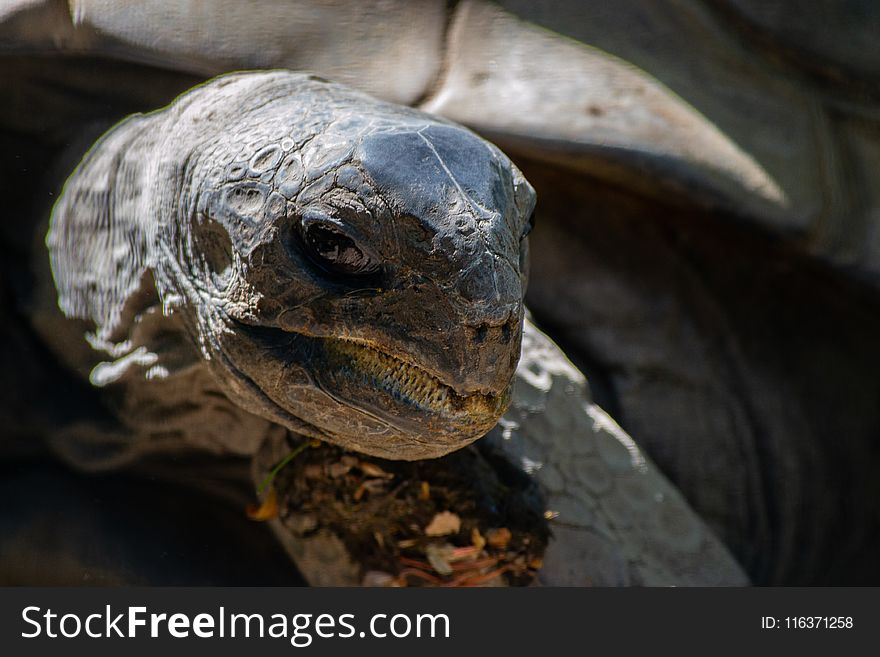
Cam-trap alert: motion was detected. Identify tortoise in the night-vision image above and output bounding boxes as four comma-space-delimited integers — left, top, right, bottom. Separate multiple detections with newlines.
1, 0, 878, 585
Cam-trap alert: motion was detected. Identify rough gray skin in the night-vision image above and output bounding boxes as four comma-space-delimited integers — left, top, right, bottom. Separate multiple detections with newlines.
47, 70, 535, 462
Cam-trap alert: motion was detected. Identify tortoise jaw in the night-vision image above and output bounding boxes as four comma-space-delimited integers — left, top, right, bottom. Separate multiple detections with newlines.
321, 335, 507, 418
232, 320, 510, 447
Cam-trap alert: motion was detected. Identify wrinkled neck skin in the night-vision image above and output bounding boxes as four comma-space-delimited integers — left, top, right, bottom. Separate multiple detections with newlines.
48, 71, 536, 461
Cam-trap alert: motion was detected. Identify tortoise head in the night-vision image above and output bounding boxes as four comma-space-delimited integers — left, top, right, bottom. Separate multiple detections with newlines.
49, 71, 536, 460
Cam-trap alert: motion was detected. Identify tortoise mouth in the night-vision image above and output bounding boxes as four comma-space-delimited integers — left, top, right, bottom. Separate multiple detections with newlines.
321, 335, 506, 417
232, 321, 509, 433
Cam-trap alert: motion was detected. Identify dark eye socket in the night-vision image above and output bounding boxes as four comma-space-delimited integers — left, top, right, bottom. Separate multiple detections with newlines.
302, 220, 378, 276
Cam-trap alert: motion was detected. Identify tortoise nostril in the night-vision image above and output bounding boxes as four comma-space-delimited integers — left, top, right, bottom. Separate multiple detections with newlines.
469, 312, 520, 346
501, 317, 513, 344
501, 313, 522, 344
474, 323, 489, 344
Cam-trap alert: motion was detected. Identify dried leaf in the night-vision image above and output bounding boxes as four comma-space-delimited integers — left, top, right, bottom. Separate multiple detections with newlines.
352, 478, 386, 501
246, 488, 279, 521
425, 543, 456, 576
328, 461, 353, 478
359, 461, 393, 479
486, 527, 512, 549
471, 527, 486, 552
449, 546, 480, 562
456, 566, 510, 587
424, 511, 461, 537
362, 571, 401, 587
399, 556, 434, 572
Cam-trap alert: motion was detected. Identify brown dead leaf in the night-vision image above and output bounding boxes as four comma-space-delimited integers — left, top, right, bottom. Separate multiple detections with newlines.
246, 488, 279, 521
424, 511, 461, 537
328, 461, 353, 478
359, 461, 393, 479
486, 527, 512, 549
354, 478, 387, 501
471, 527, 486, 552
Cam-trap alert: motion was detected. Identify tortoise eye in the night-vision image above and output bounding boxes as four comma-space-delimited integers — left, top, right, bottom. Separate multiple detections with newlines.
301, 217, 378, 276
